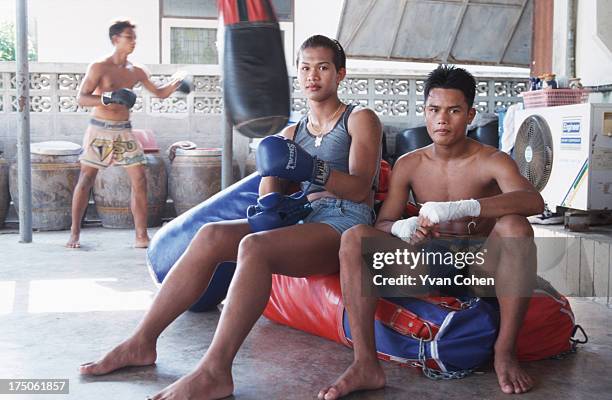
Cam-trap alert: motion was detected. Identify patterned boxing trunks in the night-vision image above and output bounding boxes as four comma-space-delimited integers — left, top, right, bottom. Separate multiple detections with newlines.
79, 118, 146, 169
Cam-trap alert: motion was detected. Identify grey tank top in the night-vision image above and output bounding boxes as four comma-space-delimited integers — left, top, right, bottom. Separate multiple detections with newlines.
293, 104, 380, 194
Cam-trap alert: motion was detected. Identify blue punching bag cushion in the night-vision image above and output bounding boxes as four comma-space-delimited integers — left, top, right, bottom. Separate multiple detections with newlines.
146, 173, 261, 311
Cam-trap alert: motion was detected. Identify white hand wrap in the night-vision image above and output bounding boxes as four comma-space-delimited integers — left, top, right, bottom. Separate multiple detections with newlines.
391, 217, 419, 241
419, 199, 481, 224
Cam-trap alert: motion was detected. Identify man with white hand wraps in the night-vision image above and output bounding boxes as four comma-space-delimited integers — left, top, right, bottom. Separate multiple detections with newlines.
318, 65, 544, 400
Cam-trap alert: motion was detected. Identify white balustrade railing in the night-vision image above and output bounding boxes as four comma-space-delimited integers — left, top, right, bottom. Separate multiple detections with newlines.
0, 63, 527, 125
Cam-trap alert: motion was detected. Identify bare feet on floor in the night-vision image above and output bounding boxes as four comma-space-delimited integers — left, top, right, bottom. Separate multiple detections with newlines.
134, 234, 150, 248
147, 367, 233, 400
66, 232, 81, 248
79, 336, 157, 376
317, 360, 386, 400
494, 351, 534, 394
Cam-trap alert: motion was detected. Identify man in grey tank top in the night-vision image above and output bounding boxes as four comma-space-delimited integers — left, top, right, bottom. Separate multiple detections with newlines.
78, 35, 383, 400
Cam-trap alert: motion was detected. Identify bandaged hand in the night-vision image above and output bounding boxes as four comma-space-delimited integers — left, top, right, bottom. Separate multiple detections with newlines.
419, 199, 480, 224
391, 217, 419, 241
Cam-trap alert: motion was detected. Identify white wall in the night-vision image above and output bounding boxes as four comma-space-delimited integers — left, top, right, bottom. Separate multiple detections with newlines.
552, 0, 570, 78
554, 0, 612, 87
576, 0, 612, 86
0, 0, 160, 64
293, 0, 344, 52
37, 0, 160, 64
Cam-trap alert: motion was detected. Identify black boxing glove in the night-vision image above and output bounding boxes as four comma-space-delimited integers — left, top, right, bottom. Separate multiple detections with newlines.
171, 71, 194, 94
101, 88, 137, 109
176, 75, 194, 94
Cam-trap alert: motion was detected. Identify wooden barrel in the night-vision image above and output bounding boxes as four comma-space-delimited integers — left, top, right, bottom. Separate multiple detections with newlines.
169, 148, 222, 215
93, 151, 168, 229
0, 153, 9, 227
9, 141, 81, 231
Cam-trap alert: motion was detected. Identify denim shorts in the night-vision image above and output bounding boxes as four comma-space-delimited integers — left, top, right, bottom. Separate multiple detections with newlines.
302, 197, 375, 234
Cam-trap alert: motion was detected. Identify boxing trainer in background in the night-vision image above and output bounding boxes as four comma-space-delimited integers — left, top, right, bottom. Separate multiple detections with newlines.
67, 19, 192, 249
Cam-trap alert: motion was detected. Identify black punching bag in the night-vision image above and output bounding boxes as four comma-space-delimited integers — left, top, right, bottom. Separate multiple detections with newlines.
220, 0, 290, 138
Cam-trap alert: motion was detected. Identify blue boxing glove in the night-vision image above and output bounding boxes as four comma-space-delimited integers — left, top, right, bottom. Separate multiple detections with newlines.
246, 191, 313, 232
256, 136, 331, 186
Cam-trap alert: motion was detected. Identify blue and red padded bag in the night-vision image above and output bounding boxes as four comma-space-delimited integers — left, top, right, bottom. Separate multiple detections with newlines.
346, 296, 498, 378
264, 274, 498, 379
516, 278, 586, 361
263, 274, 585, 379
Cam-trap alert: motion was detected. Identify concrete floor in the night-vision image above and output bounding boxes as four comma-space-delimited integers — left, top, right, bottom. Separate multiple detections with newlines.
1, 225, 611, 400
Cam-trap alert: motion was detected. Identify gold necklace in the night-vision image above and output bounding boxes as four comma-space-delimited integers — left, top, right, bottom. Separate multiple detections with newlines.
309, 103, 344, 147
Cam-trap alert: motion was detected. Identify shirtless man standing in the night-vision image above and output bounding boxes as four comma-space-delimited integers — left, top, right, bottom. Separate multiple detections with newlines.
66, 20, 191, 248
319, 65, 544, 399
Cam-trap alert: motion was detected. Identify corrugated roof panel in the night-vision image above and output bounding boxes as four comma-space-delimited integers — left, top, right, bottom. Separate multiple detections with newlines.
452, 3, 525, 63
337, 0, 533, 67
392, 1, 465, 60
340, 0, 406, 58
501, 0, 533, 65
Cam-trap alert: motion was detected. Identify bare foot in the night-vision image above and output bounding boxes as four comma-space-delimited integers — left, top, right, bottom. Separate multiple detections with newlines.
79, 336, 156, 376
494, 351, 534, 394
317, 360, 386, 400
134, 234, 150, 249
148, 367, 233, 400
66, 232, 81, 248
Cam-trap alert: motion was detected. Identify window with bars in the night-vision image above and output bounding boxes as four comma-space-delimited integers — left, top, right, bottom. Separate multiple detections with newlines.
170, 27, 218, 64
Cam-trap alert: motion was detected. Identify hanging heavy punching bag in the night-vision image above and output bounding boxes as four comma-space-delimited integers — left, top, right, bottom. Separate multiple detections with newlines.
220, 0, 290, 138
